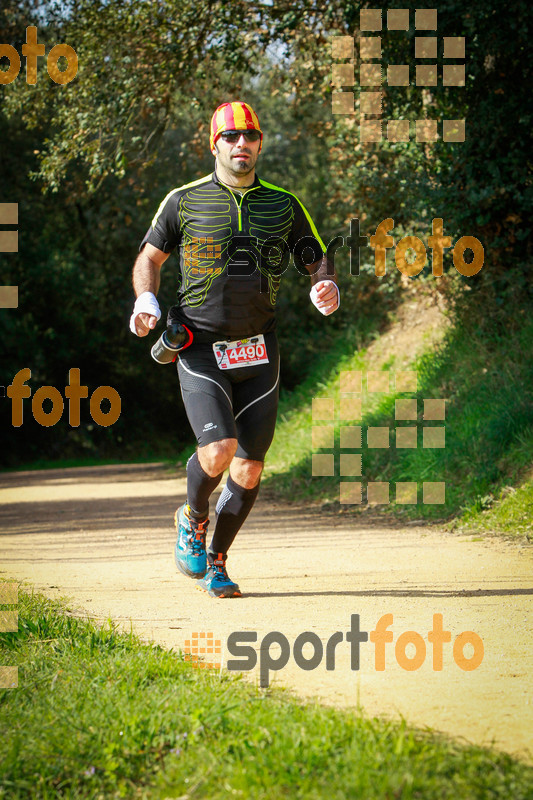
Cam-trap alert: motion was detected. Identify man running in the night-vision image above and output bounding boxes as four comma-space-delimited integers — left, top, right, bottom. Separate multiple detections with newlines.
130, 101, 339, 598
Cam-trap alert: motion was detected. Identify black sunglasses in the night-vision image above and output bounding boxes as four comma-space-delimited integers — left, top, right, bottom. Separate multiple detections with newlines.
219, 129, 261, 143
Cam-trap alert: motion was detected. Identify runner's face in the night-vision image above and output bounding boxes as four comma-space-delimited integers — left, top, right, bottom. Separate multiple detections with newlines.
214, 132, 260, 177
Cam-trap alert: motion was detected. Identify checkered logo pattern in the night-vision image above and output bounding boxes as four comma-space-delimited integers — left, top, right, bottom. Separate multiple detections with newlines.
312, 371, 446, 504
183, 237, 222, 272
183, 631, 222, 670
331, 8, 466, 143
0, 202, 18, 308
0, 582, 18, 689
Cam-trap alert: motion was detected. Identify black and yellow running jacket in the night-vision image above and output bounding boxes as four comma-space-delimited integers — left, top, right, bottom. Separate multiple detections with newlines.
140, 170, 326, 339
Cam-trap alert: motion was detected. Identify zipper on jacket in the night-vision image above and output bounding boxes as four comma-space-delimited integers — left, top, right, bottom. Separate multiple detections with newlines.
224, 185, 260, 232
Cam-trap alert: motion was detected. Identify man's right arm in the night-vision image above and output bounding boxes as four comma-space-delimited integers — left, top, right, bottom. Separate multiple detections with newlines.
131, 243, 170, 337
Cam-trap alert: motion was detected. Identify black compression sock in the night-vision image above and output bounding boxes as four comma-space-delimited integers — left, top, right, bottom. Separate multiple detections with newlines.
209, 474, 260, 555
186, 451, 223, 519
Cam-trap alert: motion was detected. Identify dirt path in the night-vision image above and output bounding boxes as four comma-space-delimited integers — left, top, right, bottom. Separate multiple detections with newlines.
1, 463, 532, 761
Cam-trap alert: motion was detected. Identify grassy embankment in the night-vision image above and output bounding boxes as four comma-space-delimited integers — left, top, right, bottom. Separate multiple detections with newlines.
1, 588, 532, 799
263, 291, 533, 540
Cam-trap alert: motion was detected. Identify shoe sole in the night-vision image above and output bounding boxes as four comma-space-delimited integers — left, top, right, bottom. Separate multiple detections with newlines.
196, 584, 242, 598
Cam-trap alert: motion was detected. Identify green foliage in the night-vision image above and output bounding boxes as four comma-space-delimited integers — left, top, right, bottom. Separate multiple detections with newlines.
1, 589, 532, 798
271, 0, 533, 272
2, 0, 265, 191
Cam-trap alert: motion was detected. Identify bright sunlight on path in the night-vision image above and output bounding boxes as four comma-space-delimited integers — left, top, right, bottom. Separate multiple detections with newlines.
1, 463, 531, 762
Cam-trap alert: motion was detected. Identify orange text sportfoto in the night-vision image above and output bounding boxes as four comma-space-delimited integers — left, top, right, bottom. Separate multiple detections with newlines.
7, 368, 121, 427
334, 218, 484, 277
227, 614, 484, 687
0, 26, 78, 85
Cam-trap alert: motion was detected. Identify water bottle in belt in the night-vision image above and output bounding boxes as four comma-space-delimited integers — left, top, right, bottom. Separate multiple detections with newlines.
151, 322, 193, 364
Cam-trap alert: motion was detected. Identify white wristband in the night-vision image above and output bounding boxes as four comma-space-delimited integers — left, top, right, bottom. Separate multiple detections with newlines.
310, 282, 340, 316
129, 291, 161, 335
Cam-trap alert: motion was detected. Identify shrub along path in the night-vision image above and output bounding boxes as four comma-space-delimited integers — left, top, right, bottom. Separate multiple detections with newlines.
0, 462, 531, 761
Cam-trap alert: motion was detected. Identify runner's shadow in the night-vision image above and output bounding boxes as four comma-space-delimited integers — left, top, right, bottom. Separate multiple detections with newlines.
245, 588, 533, 598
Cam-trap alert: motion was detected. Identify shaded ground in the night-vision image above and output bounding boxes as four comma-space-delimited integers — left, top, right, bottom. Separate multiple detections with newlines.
0, 463, 532, 762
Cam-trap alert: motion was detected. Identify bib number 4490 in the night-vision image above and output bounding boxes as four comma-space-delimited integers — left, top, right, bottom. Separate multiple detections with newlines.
213, 336, 269, 370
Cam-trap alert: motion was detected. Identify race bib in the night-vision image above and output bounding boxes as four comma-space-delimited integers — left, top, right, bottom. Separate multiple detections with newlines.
213, 335, 269, 370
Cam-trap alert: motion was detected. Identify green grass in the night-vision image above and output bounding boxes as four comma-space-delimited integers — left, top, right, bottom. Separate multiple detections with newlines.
455, 472, 533, 539
1, 588, 532, 799
262, 298, 533, 539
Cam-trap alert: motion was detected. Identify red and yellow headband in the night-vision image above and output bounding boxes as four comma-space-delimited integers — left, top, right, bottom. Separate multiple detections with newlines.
210, 101, 263, 153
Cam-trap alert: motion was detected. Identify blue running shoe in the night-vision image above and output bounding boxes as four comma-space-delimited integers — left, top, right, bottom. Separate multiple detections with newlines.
174, 504, 208, 579
196, 553, 242, 598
